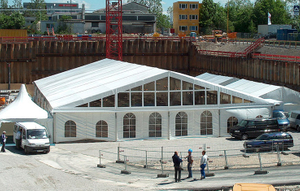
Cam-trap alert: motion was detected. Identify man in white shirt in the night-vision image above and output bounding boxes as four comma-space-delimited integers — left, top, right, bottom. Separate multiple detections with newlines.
200, 150, 208, 180
16, 129, 22, 149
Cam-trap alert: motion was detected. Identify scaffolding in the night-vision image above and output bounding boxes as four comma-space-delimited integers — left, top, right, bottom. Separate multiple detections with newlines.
106, 0, 123, 61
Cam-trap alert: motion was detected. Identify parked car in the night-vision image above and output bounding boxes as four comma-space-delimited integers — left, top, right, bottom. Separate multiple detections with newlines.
272, 110, 290, 131
288, 110, 300, 132
229, 118, 280, 140
243, 132, 294, 152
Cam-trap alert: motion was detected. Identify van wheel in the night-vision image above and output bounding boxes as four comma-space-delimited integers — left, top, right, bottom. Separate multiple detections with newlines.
241, 134, 249, 140
297, 126, 300, 132
24, 146, 29, 155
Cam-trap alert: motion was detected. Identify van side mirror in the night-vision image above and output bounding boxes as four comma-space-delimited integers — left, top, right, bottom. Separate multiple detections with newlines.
48, 135, 51, 138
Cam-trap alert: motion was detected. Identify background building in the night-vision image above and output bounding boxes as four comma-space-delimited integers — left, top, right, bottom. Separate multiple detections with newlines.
173, 1, 201, 35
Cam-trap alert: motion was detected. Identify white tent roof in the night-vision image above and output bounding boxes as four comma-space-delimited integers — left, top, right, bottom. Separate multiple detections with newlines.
34, 59, 273, 110
0, 84, 48, 121
34, 59, 167, 108
196, 73, 300, 105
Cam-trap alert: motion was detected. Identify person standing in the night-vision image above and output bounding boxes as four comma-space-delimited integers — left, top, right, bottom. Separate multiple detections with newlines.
186, 149, 193, 178
200, 150, 208, 180
16, 129, 22, 149
172, 151, 182, 182
1, 131, 7, 152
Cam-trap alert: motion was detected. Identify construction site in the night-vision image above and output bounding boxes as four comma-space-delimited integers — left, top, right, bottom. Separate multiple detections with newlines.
0, 0, 300, 101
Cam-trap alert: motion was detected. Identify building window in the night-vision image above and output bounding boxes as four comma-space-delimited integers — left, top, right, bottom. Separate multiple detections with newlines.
189, 15, 198, 20
179, 15, 188, 20
96, 120, 108, 137
220, 92, 231, 104
179, 26, 188, 31
200, 111, 212, 135
190, 4, 198, 9
123, 113, 136, 138
91, 22, 99, 27
175, 112, 188, 136
227, 117, 238, 133
149, 112, 162, 137
179, 3, 187, 9
118, 92, 129, 107
90, 99, 101, 107
103, 95, 115, 107
189, 26, 198, 31
65, 120, 76, 137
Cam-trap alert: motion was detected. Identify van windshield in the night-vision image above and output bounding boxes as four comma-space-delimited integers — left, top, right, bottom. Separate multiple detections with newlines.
237, 120, 248, 127
27, 129, 48, 139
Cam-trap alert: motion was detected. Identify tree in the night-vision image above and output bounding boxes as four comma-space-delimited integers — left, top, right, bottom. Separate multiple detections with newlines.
199, 0, 226, 34
0, 12, 25, 29
228, 0, 254, 33
0, 0, 8, 9
156, 13, 171, 31
24, 0, 47, 22
252, 0, 290, 26
167, 6, 173, 26
12, 0, 22, 8
56, 15, 72, 34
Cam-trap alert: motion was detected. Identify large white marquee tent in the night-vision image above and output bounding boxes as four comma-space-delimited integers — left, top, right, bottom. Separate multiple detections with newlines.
33, 59, 295, 143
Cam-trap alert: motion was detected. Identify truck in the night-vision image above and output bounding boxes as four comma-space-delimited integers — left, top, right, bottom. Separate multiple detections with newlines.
273, 110, 290, 131
13, 122, 50, 154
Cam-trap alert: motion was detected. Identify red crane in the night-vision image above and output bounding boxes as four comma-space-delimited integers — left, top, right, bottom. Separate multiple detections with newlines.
106, 0, 123, 61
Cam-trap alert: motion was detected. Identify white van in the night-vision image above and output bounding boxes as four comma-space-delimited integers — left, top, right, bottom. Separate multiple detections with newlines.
288, 111, 300, 132
13, 122, 50, 154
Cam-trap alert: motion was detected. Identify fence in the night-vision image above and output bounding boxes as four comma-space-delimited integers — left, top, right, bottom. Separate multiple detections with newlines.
97, 142, 300, 175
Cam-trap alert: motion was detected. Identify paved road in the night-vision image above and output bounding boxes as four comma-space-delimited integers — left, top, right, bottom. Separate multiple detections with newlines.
1, 132, 300, 190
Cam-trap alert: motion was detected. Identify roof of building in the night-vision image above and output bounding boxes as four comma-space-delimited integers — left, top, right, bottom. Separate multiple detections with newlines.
196, 72, 300, 105
34, 59, 275, 110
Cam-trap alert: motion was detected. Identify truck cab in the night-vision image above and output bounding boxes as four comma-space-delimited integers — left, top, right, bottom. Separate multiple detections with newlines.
13, 122, 50, 154
272, 110, 290, 131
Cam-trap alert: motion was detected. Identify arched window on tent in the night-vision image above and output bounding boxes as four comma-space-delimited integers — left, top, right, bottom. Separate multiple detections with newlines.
175, 111, 188, 136
227, 116, 238, 133
65, 120, 76, 137
123, 113, 136, 138
149, 112, 162, 137
200, 111, 212, 135
96, 120, 108, 137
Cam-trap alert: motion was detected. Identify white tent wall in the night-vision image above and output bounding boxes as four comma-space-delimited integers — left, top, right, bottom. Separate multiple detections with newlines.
219, 107, 271, 136
116, 111, 169, 141
53, 112, 116, 143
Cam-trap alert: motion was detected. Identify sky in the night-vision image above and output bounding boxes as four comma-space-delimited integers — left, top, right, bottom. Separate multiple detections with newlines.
20, 0, 229, 14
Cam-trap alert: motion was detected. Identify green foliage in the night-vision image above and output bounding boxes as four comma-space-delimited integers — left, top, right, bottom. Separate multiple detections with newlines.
252, 0, 290, 26
0, 12, 25, 29
56, 16, 73, 34
156, 13, 171, 30
199, 0, 227, 34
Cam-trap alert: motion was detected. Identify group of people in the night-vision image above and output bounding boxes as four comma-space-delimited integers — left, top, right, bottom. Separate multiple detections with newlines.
172, 149, 208, 182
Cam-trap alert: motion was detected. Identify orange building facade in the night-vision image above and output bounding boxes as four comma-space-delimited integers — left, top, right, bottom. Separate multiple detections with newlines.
173, 1, 201, 35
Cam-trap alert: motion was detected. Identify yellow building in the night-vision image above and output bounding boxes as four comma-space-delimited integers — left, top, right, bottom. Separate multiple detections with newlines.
173, 1, 201, 35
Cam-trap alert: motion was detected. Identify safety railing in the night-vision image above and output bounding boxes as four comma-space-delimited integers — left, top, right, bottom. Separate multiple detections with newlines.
252, 53, 300, 63
97, 142, 300, 176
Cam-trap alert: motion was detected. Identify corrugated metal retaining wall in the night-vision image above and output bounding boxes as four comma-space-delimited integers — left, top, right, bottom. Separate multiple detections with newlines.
0, 40, 299, 92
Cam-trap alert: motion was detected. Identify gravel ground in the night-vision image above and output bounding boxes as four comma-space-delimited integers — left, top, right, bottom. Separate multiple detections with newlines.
195, 41, 300, 56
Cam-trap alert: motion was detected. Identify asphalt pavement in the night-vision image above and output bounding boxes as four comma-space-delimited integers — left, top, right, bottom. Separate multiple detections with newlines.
1, 134, 300, 190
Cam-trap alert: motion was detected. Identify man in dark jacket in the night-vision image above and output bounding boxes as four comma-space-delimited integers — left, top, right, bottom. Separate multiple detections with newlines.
172, 151, 182, 182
